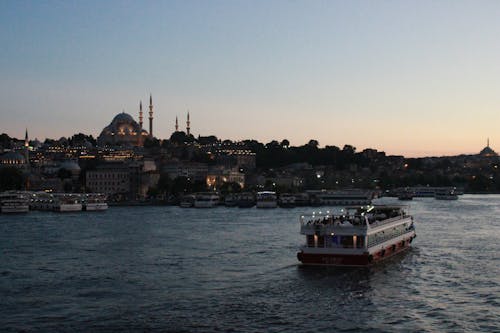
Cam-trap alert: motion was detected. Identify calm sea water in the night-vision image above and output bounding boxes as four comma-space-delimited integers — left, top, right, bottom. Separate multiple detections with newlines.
1, 195, 499, 332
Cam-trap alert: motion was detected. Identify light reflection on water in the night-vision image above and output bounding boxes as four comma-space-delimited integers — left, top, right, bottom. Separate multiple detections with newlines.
0, 195, 499, 332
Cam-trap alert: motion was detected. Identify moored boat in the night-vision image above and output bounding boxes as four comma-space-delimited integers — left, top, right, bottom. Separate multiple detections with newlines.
52, 193, 82, 212
194, 192, 220, 208
297, 205, 416, 266
82, 193, 108, 211
256, 191, 277, 208
0, 191, 29, 213
237, 192, 255, 208
224, 193, 238, 207
434, 188, 458, 200
308, 190, 372, 206
179, 194, 195, 208
398, 189, 414, 201
278, 193, 296, 208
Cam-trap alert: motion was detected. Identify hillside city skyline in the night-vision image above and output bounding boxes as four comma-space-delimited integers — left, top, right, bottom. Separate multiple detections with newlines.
2, 102, 496, 159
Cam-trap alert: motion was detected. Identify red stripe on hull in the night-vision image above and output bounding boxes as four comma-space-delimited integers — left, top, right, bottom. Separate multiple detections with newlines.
297, 238, 414, 266
297, 252, 371, 266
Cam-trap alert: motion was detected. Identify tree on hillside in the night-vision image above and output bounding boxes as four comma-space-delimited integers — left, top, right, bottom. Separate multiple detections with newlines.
307, 139, 319, 148
280, 139, 290, 148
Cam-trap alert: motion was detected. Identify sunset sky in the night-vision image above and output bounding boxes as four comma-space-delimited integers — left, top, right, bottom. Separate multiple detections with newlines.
1, 1, 499, 157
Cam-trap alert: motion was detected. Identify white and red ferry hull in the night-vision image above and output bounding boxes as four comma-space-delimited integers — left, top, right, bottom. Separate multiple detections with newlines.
297, 233, 416, 266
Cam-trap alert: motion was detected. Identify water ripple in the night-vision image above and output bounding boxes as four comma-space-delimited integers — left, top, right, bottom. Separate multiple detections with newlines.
0, 195, 499, 332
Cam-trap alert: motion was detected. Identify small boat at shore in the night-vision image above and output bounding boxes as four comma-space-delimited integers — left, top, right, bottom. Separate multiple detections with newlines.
278, 193, 296, 208
179, 194, 195, 208
398, 189, 414, 201
297, 205, 416, 266
82, 193, 108, 211
0, 191, 29, 213
52, 194, 82, 212
434, 188, 458, 200
193, 192, 220, 208
256, 191, 277, 208
237, 192, 255, 208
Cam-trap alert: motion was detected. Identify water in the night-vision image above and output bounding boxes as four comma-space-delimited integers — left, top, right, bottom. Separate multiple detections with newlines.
1, 195, 499, 332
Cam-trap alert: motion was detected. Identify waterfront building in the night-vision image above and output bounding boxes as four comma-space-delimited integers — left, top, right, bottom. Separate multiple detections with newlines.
162, 161, 208, 182
206, 166, 245, 189
86, 163, 131, 200
214, 149, 256, 171
86, 160, 159, 201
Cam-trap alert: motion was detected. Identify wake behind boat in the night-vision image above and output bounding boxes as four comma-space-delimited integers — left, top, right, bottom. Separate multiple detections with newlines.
297, 205, 416, 266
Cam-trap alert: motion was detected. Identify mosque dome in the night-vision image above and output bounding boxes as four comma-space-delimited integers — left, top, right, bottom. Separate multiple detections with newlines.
97, 112, 149, 147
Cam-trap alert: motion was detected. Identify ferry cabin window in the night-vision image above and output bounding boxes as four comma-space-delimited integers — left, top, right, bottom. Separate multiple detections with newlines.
307, 235, 325, 247
317, 236, 325, 248
307, 235, 314, 247
341, 236, 354, 248
356, 236, 365, 248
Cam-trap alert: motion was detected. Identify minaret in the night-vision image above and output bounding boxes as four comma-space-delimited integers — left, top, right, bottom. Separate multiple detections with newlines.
149, 94, 153, 136
487, 138, 490, 147
186, 111, 191, 136
175, 116, 179, 132
24, 128, 29, 148
24, 128, 30, 189
24, 128, 29, 170
139, 101, 143, 130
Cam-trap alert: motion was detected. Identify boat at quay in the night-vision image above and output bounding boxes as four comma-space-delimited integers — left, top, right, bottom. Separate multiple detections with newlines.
308, 189, 372, 206
297, 205, 416, 266
256, 191, 277, 208
193, 192, 220, 208
434, 188, 459, 200
0, 191, 30, 213
82, 193, 108, 211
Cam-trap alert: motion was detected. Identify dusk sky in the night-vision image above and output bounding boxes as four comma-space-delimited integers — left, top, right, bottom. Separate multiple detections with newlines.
1, 1, 499, 157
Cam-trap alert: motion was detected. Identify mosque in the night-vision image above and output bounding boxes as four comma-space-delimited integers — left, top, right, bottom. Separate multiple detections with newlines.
97, 95, 153, 147
97, 95, 193, 147
478, 138, 498, 157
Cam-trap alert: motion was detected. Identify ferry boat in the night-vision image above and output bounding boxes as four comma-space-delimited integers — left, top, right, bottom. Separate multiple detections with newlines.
297, 205, 416, 266
0, 191, 30, 213
278, 193, 296, 208
52, 193, 82, 212
434, 188, 458, 200
179, 194, 195, 208
256, 191, 277, 208
224, 193, 238, 207
308, 190, 372, 206
398, 188, 414, 201
82, 193, 108, 211
294, 193, 310, 207
30, 192, 54, 211
193, 192, 220, 208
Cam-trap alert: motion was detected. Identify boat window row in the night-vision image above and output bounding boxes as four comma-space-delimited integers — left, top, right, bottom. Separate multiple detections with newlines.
367, 223, 413, 247
306, 234, 365, 249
